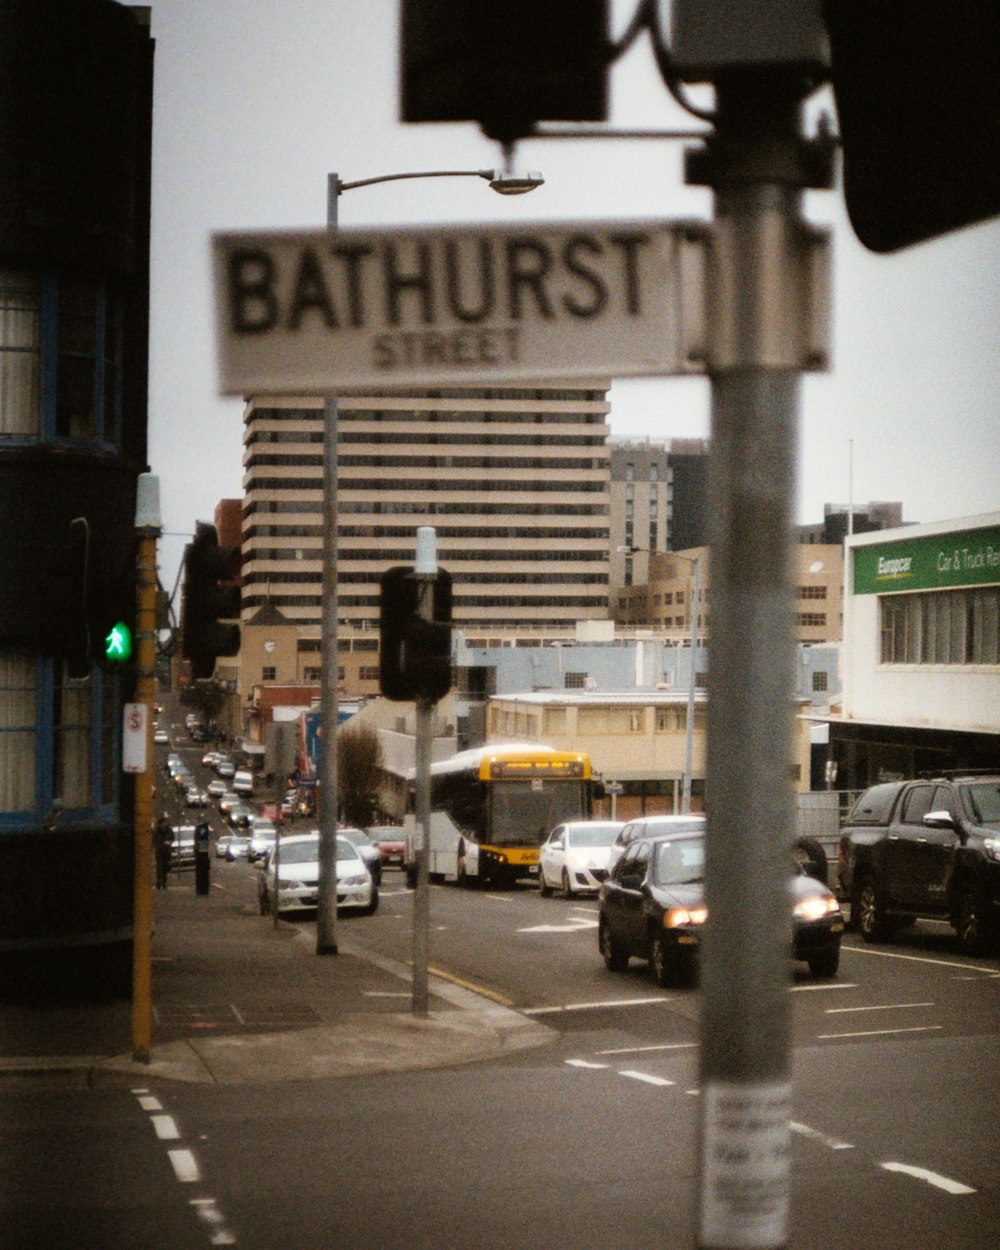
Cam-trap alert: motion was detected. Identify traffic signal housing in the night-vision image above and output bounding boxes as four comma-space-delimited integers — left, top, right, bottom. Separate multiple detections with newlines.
400, 0, 609, 144
182, 522, 241, 680
379, 565, 453, 703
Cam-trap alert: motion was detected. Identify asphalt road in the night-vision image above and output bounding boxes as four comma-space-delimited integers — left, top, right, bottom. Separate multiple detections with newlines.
8, 706, 997, 1248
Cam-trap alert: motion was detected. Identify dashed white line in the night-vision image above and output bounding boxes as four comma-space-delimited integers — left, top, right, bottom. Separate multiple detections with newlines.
881, 1161, 976, 1195
790, 1120, 855, 1151
620, 1070, 675, 1087
137, 1095, 163, 1112
597, 1042, 698, 1056
167, 1148, 201, 1183
825, 1001, 934, 1015
818, 1024, 943, 1040
565, 1058, 608, 1069
151, 1114, 180, 1141
523, 996, 667, 1015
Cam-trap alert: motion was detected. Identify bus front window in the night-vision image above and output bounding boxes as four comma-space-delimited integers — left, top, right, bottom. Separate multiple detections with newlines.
488, 781, 588, 847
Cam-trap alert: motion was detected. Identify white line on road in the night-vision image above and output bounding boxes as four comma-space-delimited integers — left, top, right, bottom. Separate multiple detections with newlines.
620, 1070, 675, 1087
880, 1161, 976, 1195
565, 1059, 608, 1069
597, 1042, 698, 1056
137, 1095, 163, 1112
825, 1001, 934, 1014
817, 1024, 943, 1040
790, 981, 858, 991
844, 945, 992, 973
167, 1149, 201, 1183
523, 996, 668, 1015
151, 1115, 180, 1140
790, 1120, 855, 1151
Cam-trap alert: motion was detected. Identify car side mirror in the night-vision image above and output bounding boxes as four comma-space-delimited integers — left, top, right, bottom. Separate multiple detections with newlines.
924, 809, 957, 831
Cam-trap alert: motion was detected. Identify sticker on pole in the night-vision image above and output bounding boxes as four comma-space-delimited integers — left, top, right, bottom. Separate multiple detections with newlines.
212, 217, 709, 392
699, 1080, 791, 1249
123, 702, 148, 774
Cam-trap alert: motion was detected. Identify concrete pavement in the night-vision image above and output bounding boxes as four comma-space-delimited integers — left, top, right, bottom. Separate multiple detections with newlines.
0, 865, 555, 1086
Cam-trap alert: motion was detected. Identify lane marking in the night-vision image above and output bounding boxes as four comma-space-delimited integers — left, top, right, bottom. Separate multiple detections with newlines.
167, 1149, 201, 1183
517, 918, 598, 933
825, 1001, 934, 1015
151, 1114, 180, 1141
597, 1042, 698, 1056
880, 1161, 976, 1195
790, 1121, 855, 1151
523, 996, 668, 1015
565, 1059, 608, 1069
844, 945, 992, 973
190, 1197, 238, 1245
621, 1070, 675, 1087
790, 981, 857, 991
137, 1095, 163, 1112
818, 1024, 943, 1040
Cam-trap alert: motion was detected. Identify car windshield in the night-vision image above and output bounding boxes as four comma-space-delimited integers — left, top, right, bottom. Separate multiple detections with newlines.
279, 839, 320, 864
652, 836, 705, 886
567, 824, 620, 848
961, 781, 1000, 823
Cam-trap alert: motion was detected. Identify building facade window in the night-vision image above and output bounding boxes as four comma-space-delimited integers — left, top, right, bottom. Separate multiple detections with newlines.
0, 649, 119, 829
880, 587, 1000, 665
0, 268, 121, 446
262, 666, 276, 681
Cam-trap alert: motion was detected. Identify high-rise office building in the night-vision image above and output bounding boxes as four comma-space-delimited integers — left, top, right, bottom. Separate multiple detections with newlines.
241, 385, 613, 640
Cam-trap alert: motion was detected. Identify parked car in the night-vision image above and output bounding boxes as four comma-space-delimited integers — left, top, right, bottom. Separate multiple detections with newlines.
170, 825, 196, 869
608, 814, 707, 871
233, 768, 255, 796
538, 819, 625, 897
225, 835, 251, 861
366, 825, 406, 869
598, 826, 844, 987
248, 818, 277, 863
838, 773, 1000, 954
338, 825, 382, 885
257, 832, 377, 916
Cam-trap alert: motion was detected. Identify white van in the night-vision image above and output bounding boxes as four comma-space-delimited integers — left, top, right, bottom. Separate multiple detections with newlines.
233, 769, 254, 796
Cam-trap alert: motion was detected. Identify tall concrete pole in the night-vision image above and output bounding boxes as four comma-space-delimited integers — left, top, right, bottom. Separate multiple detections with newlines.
695, 78, 827, 1250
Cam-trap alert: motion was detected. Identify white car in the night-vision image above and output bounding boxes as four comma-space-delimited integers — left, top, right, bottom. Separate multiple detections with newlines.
257, 833, 377, 916
538, 820, 626, 897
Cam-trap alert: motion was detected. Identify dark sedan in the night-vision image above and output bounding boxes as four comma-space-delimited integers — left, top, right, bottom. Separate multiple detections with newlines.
598, 828, 844, 988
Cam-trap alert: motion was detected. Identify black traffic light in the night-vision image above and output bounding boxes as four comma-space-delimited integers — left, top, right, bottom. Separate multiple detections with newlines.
182, 522, 241, 680
379, 565, 453, 703
39, 517, 135, 678
400, 0, 609, 144
824, 0, 1000, 252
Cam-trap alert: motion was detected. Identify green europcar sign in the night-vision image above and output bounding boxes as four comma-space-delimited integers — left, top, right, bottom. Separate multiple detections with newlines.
853, 524, 1000, 595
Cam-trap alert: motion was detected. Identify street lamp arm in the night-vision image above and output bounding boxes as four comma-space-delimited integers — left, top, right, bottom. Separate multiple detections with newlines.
334, 169, 543, 196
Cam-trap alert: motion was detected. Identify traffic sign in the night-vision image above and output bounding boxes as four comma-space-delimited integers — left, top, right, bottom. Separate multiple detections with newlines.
122, 702, 148, 774
212, 218, 709, 392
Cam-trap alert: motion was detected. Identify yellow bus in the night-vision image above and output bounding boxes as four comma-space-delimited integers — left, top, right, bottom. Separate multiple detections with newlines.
404, 744, 595, 888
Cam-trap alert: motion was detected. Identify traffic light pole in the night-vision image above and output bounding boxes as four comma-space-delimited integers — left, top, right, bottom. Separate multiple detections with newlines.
694, 79, 827, 1250
132, 474, 160, 1063
410, 528, 439, 1017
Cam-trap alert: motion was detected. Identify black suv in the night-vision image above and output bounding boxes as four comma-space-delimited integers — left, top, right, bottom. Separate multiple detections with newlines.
838, 773, 1000, 954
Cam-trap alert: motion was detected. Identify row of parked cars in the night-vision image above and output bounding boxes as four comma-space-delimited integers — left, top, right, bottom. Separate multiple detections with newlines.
536, 815, 845, 988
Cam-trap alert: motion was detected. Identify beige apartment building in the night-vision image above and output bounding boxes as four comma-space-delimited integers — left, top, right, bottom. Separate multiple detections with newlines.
615, 543, 844, 644
237, 385, 613, 697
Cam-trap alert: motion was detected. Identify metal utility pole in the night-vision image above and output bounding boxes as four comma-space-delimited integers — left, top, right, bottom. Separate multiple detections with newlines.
131, 473, 160, 1063
410, 527, 438, 1017
692, 72, 830, 1250
315, 174, 342, 955
682, 552, 701, 815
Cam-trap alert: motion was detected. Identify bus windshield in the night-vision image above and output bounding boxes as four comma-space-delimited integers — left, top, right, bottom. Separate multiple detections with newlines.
488, 780, 589, 848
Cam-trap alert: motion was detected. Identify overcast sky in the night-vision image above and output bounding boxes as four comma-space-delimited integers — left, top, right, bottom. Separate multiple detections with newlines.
147, 1, 999, 595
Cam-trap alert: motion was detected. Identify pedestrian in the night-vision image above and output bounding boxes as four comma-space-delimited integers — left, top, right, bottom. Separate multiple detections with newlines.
154, 814, 173, 889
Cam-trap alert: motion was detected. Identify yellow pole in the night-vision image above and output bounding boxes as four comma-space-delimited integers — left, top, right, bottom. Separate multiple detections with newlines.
131, 497, 160, 1062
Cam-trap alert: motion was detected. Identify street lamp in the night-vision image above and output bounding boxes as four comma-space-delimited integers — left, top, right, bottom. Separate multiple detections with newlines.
618, 545, 703, 814
315, 165, 543, 958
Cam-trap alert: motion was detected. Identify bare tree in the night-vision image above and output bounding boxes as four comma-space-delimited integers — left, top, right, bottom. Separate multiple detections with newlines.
337, 722, 385, 828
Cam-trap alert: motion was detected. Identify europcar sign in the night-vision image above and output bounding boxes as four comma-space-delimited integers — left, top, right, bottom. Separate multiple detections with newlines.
213, 218, 709, 392
853, 524, 1000, 595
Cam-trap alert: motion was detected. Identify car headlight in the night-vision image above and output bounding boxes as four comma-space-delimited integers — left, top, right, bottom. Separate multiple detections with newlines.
795, 893, 841, 922
663, 906, 707, 928
342, 873, 368, 887
982, 837, 1000, 863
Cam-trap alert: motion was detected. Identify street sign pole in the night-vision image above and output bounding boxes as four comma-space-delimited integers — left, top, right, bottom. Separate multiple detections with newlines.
316, 175, 341, 955
410, 527, 438, 1017
695, 80, 830, 1250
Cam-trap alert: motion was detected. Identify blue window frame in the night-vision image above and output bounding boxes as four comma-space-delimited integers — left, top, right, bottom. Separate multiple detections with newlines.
0, 649, 120, 831
0, 267, 122, 448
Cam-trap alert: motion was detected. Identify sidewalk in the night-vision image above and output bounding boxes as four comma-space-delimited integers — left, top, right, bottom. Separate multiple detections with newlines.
0, 869, 554, 1086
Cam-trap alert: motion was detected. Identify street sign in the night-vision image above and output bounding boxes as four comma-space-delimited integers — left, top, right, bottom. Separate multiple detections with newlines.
122, 702, 147, 774
212, 218, 709, 392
